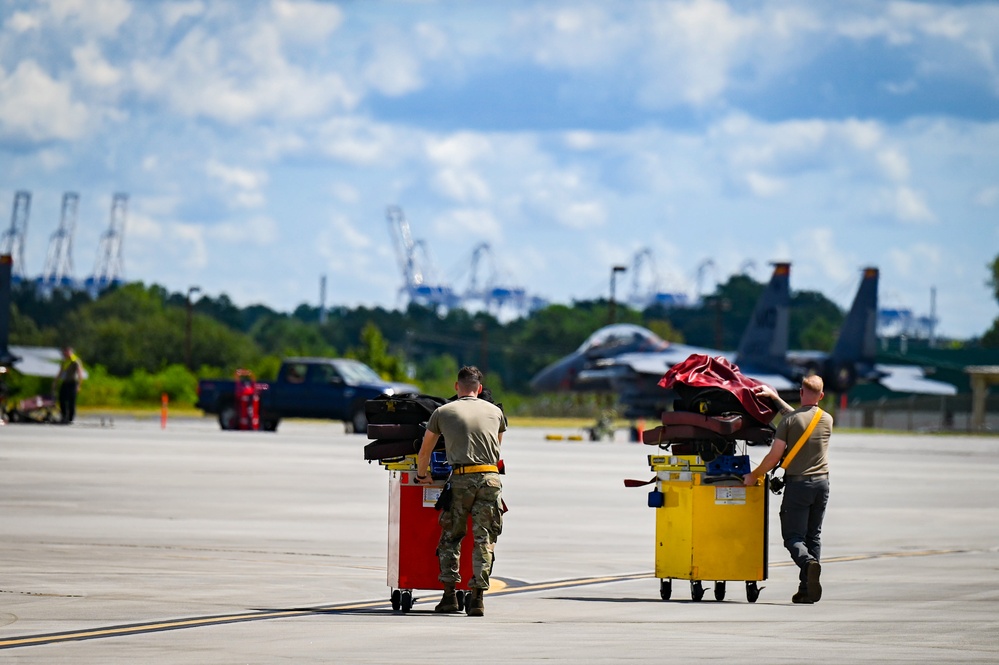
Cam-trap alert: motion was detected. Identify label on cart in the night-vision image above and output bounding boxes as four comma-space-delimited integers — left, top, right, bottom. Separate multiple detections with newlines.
423, 487, 442, 508
715, 487, 747, 505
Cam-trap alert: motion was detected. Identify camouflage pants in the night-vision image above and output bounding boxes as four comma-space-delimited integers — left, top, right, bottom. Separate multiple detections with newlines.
437, 472, 503, 590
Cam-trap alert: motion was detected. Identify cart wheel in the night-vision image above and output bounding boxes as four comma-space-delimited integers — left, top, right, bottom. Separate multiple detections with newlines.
714, 581, 726, 601
391, 589, 401, 611
659, 579, 672, 601
400, 590, 413, 613
746, 581, 760, 603
456, 589, 466, 611
690, 580, 704, 602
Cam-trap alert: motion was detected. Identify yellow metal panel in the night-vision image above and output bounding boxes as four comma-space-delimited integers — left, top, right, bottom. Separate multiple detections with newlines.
655, 479, 695, 579
654, 476, 767, 582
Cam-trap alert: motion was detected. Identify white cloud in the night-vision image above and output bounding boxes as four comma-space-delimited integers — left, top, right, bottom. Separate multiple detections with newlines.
45, 0, 132, 36
317, 118, 397, 165
564, 131, 598, 150
211, 215, 278, 245
976, 185, 999, 207
560, 200, 606, 230
743, 171, 784, 198
887, 242, 943, 280
7, 11, 41, 32
205, 160, 266, 191
888, 185, 936, 223
271, 0, 343, 41
363, 44, 424, 96
797, 227, 852, 285
162, 1, 205, 27
876, 148, 910, 182
431, 208, 502, 240
205, 160, 268, 208
72, 43, 122, 87
129, 24, 358, 124
426, 133, 493, 167
323, 213, 371, 251
0, 60, 90, 141
433, 168, 491, 203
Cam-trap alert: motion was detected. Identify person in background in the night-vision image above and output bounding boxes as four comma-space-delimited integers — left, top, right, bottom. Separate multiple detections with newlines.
54, 346, 84, 424
744, 375, 832, 604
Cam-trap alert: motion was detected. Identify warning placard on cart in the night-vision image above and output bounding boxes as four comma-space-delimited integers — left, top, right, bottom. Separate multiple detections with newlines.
423, 487, 442, 508
714, 486, 747, 505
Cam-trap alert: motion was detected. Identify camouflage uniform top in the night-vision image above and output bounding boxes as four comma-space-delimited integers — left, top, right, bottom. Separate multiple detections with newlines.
427, 396, 507, 466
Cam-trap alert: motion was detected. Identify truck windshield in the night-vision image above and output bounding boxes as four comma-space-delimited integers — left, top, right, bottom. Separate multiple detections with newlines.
332, 360, 384, 384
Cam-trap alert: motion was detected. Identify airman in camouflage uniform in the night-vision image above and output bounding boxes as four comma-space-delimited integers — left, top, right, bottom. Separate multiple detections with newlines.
416, 366, 506, 617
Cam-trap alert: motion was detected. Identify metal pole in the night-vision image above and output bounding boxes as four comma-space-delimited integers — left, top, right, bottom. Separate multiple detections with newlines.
185, 286, 201, 370
609, 265, 626, 324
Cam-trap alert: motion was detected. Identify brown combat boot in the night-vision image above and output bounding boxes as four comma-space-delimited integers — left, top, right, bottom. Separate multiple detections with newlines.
435, 585, 460, 613
466, 588, 484, 617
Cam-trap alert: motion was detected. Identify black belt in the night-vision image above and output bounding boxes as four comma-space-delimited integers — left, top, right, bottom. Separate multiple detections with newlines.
785, 473, 829, 482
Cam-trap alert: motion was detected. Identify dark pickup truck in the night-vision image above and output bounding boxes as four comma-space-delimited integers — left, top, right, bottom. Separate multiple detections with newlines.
195, 357, 420, 432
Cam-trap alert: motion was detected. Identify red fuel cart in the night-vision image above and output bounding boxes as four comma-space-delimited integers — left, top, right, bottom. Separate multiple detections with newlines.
234, 369, 260, 431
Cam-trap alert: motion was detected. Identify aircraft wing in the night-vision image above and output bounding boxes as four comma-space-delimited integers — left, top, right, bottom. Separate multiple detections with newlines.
8, 346, 90, 379
736, 370, 797, 392
875, 364, 957, 396
602, 346, 719, 378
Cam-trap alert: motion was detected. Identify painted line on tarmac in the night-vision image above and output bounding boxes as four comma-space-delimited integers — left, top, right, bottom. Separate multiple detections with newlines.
0, 547, 967, 650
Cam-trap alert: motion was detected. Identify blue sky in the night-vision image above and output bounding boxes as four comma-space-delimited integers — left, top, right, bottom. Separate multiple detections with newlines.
1, 0, 997, 339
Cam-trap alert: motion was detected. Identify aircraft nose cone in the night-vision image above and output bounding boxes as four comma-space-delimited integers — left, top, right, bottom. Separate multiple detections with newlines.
530, 355, 580, 393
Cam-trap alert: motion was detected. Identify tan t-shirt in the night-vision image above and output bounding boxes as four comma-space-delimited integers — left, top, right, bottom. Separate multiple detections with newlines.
427, 396, 507, 467
776, 405, 833, 476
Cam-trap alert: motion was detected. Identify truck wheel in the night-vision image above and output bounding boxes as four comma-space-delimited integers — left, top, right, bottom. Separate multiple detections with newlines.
261, 418, 280, 432
218, 404, 237, 430
349, 407, 368, 435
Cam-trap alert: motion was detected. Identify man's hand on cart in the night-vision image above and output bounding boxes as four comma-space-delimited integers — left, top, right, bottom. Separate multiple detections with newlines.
414, 472, 432, 485
753, 384, 777, 400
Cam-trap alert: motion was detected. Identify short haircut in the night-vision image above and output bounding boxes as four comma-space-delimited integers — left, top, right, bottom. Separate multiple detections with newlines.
802, 374, 824, 395
457, 366, 483, 392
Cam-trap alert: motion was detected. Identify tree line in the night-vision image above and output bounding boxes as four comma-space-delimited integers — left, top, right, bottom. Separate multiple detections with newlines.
8, 259, 997, 411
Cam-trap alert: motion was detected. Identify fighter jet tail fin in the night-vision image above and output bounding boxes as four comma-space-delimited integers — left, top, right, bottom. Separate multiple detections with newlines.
830, 267, 879, 365
735, 262, 791, 372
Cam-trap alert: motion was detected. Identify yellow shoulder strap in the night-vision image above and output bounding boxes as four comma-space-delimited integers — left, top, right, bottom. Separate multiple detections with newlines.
780, 407, 824, 470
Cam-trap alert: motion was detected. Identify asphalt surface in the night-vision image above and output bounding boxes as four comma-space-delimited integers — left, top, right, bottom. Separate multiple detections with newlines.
0, 417, 997, 663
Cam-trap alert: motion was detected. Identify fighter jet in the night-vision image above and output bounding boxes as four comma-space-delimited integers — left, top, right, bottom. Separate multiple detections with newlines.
530, 263, 954, 419
530, 263, 798, 418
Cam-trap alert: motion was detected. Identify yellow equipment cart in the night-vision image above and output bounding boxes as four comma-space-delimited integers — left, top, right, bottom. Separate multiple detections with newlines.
649, 454, 768, 602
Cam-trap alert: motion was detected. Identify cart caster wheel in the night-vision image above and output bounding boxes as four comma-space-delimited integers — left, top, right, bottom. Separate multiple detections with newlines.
690, 581, 704, 602
746, 581, 760, 603
659, 579, 672, 601
714, 581, 726, 601
456, 589, 466, 612
400, 590, 413, 613
391, 589, 401, 611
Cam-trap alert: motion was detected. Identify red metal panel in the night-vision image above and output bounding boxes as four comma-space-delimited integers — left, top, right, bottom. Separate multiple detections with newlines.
386, 473, 474, 591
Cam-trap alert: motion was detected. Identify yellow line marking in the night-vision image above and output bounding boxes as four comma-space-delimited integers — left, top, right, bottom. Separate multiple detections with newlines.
0, 547, 969, 650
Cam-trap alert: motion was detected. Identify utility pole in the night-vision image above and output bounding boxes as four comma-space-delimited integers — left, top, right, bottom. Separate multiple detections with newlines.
319, 275, 328, 325
185, 286, 201, 370
609, 265, 627, 324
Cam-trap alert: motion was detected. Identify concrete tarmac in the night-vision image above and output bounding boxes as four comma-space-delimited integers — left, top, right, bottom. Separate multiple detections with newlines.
0, 417, 997, 663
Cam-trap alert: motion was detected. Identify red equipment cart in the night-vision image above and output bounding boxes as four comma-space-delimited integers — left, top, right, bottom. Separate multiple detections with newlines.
382, 457, 475, 612
234, 369, 259, 431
